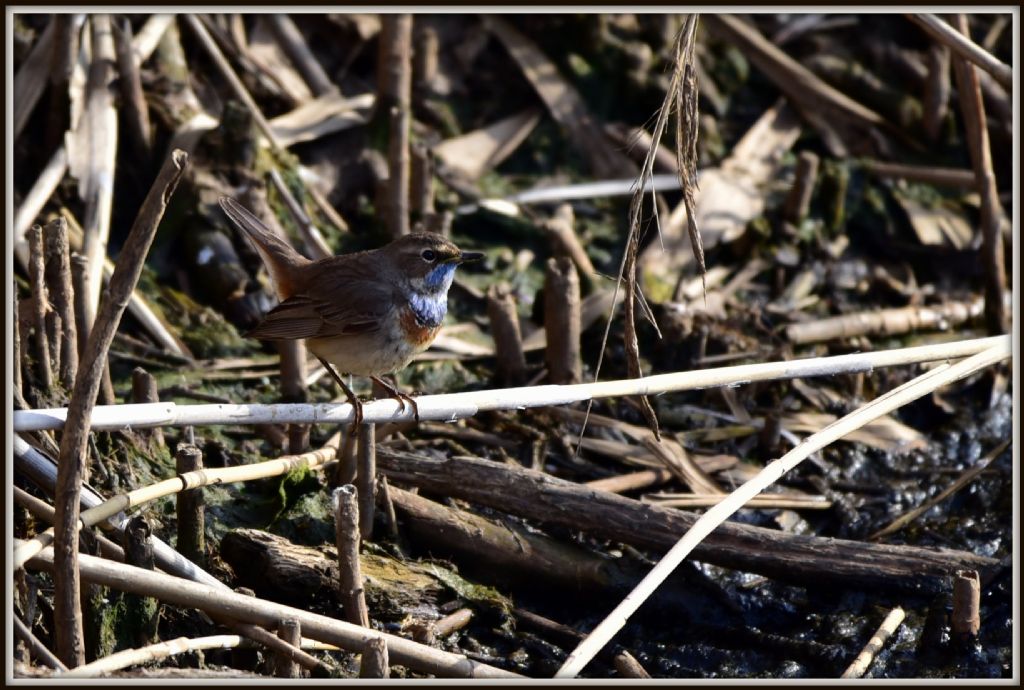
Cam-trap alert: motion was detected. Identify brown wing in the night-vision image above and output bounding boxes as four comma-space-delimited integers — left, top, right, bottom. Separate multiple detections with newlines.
246, 255, 395, 341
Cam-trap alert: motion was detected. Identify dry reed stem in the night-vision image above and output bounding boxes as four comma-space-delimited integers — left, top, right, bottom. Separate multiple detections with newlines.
706, 15, 889, 131
486, 284, 527, 386
15, 335, 1008, 434
862, 159, 976, 188
785, 296, 985, 344
43, 218, 78, 392
113, 17, 153, 161
182, 14, 280, 147
555, 342, 1008, 677
27, 225, 54, 392
267, 14, 336, 96
378, 14, 413, 238
131, 367, 164, 447
268, 167, 332, 259
334, 485, 370, 628
14, 433, 341, 568
868, 439, 1009, 540
922, 43, 951, 141
51, 149, 187, 667
359, 636, 390, 678
175, 444, 205, 567
544, 256, 582, 384
276, 619, 302, 678
907, 13, 1013, 89
75, 15, 119, 339
840, 607, 906, 678
357, 424, 377, 541
782, 151, 819, 223
950, 14, 1009, 336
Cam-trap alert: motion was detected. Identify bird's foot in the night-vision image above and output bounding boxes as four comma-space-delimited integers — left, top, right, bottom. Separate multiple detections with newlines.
371, 376, 420, 423
318, 357, 364, 430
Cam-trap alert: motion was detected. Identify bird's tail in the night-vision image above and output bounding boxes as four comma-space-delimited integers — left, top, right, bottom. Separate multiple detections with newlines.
219, 197, 310, 300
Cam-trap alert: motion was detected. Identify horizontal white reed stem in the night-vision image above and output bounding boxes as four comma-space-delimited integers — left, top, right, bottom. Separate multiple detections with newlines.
13, 335, 1007, 432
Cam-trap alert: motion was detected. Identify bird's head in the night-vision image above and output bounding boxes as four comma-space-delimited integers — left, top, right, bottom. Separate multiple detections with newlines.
385, 233, 484, 294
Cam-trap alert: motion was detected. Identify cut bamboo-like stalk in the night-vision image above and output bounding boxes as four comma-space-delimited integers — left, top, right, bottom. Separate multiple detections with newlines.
175, 444, 205, 567
357, 424, 376, 541
359, 636, 390, 678
276, 620, 302, 679
486, 284, 527, 386
334, 485, 370, 628
544, 256, 582, 384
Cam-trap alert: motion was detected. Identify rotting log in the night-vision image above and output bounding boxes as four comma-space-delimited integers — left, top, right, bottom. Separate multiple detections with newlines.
376, 449, 997, 594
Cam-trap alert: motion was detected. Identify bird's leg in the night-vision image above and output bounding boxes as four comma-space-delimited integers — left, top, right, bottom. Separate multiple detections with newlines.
317, 356, 363, 428
370, 375, 420, 423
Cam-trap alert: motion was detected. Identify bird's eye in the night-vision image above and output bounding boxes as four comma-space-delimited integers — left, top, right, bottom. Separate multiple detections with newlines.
421, 249, 436, 262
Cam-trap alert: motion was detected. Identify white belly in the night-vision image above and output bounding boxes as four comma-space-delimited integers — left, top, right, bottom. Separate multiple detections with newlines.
307, 329, 420, 377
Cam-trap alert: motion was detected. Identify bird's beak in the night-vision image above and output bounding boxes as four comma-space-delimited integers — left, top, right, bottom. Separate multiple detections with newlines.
456, 251, 484, 264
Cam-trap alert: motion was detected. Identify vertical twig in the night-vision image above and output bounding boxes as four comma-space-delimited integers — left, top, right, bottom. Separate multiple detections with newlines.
46, 312, 63, 378
45, 14, 79, 154
922, 43, 951, 141
357, 424, 377, 541
175, 444, 205, 567
359, 636, 389, 678
113, 18, 153, 162
51, 150, 188, 668
377, 475, 399, 541
27, 225, 54, 393
409, 141, 434, 217
544, 256, 582, 384
486, 285, 527, 386
782, 151, 820, 224
413, 22, 439, 99
131, 367, 165, 448
333, 485, 370, 628
377, 14, 413, 238
70, 253, 89, 364
279, 340, 310, 455
275, 619, 302, 678
121, 516, 160, 647
13, 282, 23, 396
43, 218, 79, 393
949, 14, 1008, 335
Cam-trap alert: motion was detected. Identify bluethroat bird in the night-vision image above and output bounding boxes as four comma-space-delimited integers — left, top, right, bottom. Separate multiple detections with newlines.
219, 197, 483, 424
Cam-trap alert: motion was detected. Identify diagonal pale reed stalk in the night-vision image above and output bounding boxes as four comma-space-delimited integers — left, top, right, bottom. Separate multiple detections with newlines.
13, 436, 340, 569
555, 340, 1009, 678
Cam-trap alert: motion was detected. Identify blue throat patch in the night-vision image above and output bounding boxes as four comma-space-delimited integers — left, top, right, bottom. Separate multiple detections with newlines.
410, 263, 457, 328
